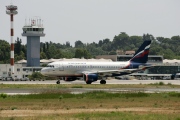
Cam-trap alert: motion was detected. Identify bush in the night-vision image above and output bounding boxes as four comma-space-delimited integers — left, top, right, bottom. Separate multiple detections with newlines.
59, 95, 63, 100
28, 72, 45, 80
167, 82, 172, 85
0, 93, 7, 99
159, 82, 164, 85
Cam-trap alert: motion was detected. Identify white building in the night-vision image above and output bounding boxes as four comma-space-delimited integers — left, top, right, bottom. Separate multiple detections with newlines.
0, 64, 42, 79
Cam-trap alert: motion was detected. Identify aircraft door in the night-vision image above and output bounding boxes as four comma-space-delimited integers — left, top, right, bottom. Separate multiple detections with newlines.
59, 63, 64, 71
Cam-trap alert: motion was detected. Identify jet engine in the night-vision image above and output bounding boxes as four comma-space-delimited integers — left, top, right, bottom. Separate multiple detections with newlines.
83, 73, 98, 84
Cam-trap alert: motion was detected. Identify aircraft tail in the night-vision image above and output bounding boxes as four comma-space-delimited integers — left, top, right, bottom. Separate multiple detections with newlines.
130, 40, 151, 63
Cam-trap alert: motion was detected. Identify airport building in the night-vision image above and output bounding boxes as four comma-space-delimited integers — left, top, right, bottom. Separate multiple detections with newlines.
0, 64, 42, 79
96, 55, 163, 64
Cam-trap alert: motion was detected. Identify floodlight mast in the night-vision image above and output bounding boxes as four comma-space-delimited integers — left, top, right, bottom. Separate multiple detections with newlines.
6, 4, 18, 75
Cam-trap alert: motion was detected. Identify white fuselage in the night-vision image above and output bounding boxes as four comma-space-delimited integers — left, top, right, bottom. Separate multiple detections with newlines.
41, 61, 130, 77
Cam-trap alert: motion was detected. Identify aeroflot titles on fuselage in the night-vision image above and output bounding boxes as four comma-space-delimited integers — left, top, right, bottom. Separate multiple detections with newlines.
48, 62, 127, 69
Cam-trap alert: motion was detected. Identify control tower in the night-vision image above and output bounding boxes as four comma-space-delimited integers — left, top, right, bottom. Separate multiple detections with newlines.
22, 18, 45, 66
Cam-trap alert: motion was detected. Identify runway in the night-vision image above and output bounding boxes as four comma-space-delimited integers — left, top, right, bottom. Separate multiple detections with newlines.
1, 79, 180, 85
1, 80, 180, 95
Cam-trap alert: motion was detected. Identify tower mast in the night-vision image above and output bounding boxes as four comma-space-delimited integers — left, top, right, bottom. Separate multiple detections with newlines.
6, 4, 18, 75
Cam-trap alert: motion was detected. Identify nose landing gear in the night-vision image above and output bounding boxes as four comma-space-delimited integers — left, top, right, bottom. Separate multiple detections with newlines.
56, 80, 60, 84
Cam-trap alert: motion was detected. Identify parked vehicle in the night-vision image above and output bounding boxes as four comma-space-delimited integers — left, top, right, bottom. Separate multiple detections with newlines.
20, 77, 29, 81
174, 73, 180, 80
14, 77, 21, 81
3, 77, 14, 81
162, 76, 171, 80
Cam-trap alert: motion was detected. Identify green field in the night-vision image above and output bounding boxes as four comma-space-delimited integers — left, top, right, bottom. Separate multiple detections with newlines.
0, 89, 180, 120
0, 82, 180, 89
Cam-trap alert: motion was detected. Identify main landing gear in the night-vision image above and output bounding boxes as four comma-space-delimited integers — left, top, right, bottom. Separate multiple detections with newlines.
100, 79, 106, 84
86, 81, 92, 84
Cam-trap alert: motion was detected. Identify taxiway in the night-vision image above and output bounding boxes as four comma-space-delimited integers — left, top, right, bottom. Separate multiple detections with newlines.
1, 80, 180, 95
1, 79, 180, 85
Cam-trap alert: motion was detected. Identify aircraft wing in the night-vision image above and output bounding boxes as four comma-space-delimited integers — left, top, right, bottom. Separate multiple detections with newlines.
82, 69, 140, 75
82, 66, 152, 75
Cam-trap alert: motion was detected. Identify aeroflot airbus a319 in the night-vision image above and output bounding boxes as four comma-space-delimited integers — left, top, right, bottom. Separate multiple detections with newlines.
41, 40, 152, 84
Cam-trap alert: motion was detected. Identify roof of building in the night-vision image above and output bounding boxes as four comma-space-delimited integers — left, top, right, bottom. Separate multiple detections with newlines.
163, 59, 180, 63
16, 58, 112, 64
16, 59, 27, 64
125, 51, 135, 55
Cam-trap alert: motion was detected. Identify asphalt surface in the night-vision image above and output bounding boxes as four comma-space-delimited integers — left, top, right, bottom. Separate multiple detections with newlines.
1, 79, 180, 95
1, 79, 180, 85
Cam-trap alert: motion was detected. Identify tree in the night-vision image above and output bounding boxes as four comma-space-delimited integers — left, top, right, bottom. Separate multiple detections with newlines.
43, 43, 46, 53
103, 38, 110, 44
0, 40, 10, 63
75, 48, 84, 58
66, 41, 71, 47
75, 48, 91, 59
143, 33, 154, 41
40, 52, 47, 59
14, 37, 22, 55
112, 32, 129, 51
75, 40, 84, 48
98, 40, 103, 47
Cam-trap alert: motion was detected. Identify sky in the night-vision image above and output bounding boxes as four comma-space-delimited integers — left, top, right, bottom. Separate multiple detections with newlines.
0, 0, 180, 46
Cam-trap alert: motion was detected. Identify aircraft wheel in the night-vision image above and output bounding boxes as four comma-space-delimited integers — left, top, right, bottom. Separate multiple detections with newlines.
86, 81, 92, 84
100, 80, 106, 84
56, 80, 60, 84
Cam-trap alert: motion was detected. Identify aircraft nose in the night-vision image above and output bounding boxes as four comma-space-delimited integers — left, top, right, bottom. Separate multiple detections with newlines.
41, 68, 47, 75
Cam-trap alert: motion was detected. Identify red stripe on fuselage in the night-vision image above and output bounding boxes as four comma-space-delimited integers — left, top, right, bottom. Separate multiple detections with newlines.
134, 50, 149, 58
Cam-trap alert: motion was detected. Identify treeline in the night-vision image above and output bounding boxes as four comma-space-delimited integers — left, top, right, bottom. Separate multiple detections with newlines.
0, 32, 180, 64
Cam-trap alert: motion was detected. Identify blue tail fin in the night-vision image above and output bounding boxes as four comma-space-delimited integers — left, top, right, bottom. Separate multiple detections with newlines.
130, 40, 151, 63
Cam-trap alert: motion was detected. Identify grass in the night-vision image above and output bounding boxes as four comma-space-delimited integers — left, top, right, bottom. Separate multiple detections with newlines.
1, 112, 179, 120
150, 81, 165, 85
0, 83, 180, 89
0, 91, 180, 109
74, 112, 180, 120
0, 84, 180, 119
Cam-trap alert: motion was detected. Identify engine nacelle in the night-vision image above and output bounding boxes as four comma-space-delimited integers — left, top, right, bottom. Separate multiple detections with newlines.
63, 77, 77, 81
83, 73, 98, 84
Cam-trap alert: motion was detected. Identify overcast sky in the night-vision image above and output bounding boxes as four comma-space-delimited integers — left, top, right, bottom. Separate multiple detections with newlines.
1, 0, 180, 46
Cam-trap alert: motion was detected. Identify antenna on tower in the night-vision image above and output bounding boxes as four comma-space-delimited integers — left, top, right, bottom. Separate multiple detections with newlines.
37, 19, 38, 26
39, 19, 41, 27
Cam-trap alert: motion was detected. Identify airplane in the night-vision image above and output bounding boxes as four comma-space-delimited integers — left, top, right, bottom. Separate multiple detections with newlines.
41, 40, 152, 84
